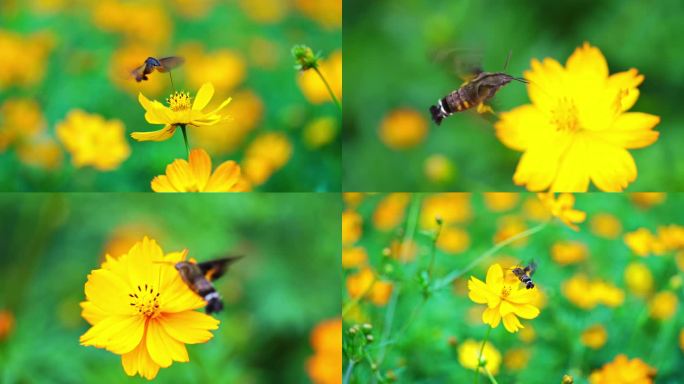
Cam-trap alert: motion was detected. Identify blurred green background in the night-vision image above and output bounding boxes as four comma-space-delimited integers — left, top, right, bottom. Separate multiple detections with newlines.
343, 193, 683, 383
343, 0, 684, 191
0, 193, 340, 383
0, 0, 341, 191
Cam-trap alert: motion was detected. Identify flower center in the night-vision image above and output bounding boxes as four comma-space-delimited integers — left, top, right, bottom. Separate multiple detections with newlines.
129, 284, 161, 318
166, 91, 192, 112
550, 97, 581, 133
501, 285, 512, 298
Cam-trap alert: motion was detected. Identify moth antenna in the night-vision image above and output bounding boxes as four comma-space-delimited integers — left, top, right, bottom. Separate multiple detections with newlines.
513, 77, 528, 84
503, 50, 512, 72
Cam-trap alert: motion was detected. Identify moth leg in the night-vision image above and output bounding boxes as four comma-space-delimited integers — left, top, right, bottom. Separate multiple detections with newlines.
476, 103, 494, 115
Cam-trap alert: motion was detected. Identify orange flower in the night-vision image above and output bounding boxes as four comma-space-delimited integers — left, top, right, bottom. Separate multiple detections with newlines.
151, 149, 250, 192
379, 108, 428, 150
372, 193, 411, 231
538, 193, 586, 230
581, 324, 607, 349
589, 355, 656, 384
306, 318, 342, 384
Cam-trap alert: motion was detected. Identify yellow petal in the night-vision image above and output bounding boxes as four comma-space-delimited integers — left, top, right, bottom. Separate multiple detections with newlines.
502, 313, 523, 333
607, 68, 644, 90
131, 125, 177, 142
188, 149, 212, 191
499, 300, 515, 316
524, 57, 566, 112
165, 159, 197, 192
151, 175, 176, 192
80, 301, 108, 325
585, 140, 637, 192
159, 311, 219, 344
146, 319, 189, 368
122, 332, 161, 380
80, 315, 144, 354
549, 137, 591, 192
495, 105, 554, 151
139, 93, 173, 125
467, 277, 490, 304
482, 307, 501, 328
193, 83, 215, 111
205, 97, 233, 116
84, 269, 134, 315
512, 304, 540, 319
565, 42, 608, 81
485, 264, 504, 286
597, 113, 660, 149
512, 132, 573, 191
204, 160, 241, 192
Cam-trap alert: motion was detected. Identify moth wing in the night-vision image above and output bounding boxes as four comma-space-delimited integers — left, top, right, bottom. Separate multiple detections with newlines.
430, 47, 483, 83
157, 56, 185, 72
197, 256, 242, 281
130, 64, 147, 81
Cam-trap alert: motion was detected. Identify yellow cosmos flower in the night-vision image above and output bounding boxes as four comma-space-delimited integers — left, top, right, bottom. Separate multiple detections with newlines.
423, 154, 456, 184
589, 354, 656, 384
379, 108, 428, 150
496, 42, 660, 192
562, 274, 624, 309
538, 193, 586, 230
468, 264, 540, 333
306, 318, 342, 384
589, 213, 622, 239
80, 237, 220, 380
151, 148, 250, 192
56, 110, 130, 171
624, 262, 653, 297
132, 83, 232, 142
372, 193, 411, 231
551, 241, 588, 265
457, 339, 501, 375
581, 324, 607, 349
345, 267, 393, 306
649, 291, 678, 320
242, 132, 293, 186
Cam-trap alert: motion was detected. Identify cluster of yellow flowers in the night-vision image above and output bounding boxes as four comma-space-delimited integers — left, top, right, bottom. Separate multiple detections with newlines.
562, 274, 625, 309
0, 30, 53, 89
306, 318, 342, 384
624, 224, 684, 256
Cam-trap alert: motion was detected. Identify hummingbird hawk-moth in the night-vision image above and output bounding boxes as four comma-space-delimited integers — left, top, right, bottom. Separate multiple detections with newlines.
174, 256, 242, 314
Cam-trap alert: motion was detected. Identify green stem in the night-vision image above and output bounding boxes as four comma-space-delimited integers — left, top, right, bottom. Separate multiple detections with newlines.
427, 220, 443, 279
435, 221, 549, 290
180, 124, 190, 157
484, 366, 499, 384
313, 66, 342, 112
343, 359, 355, 384
474, 327, 492, 384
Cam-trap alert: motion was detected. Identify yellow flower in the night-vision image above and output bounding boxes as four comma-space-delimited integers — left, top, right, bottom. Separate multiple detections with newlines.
80, 237, 220, 380
624, 228, 658, 256
92, 1, 171, 46
132, 83, 233, 142
180, 43, 247, 93
242, 132, 293, 186
590, 213, 622, 239
0, 30, 53, 89
503, 348, 531, 371
295, 0, 342, 29
423, 154, 456, 184
551, 241, 588, 265
437, 226, 470, 254
303, 116, 338, 149
649, 291, 678, 320
493, 216, 528, 248
342, 210, 363, 246
538, 193, 586, 230
343, 192, 364, 208
151, 148, 250, 192
379, 108, 428, 150
297, 50, 342, 104
238, 0, 289, 23
468, 264, 540, 333
16, 139, 63, 170
495, 42, 660, 192
420, 193, 472, 230
624, 262, 653, 297
0, 98, 46, 150
680, 329, 684, 352
56, 110, 130, 171
630, 192, 666, 209
342, 247, 368, 269
345, 267, 393, 306
457, 339, 501, 375
306, 318, 342, 384
562, 274, 625, 309
589, 354, 656, 384
581, 324, 607, 349
372, 193, 411, 231
484, 193, 520, 212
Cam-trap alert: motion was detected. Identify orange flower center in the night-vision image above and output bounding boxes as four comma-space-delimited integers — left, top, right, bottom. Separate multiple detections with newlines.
166, 91, 192, 112
501, 285, 512, 298
550, 97, 581, 133
129, 284, 161, 318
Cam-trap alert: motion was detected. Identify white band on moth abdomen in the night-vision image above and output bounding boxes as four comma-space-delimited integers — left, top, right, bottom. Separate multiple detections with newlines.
204, 292, 220, 301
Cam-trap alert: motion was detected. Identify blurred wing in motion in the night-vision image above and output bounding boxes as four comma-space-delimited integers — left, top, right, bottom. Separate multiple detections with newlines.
431, 47, 483, 82
131, 63, 149, 82
197, 256, 242, 281
156, 56, 185, 73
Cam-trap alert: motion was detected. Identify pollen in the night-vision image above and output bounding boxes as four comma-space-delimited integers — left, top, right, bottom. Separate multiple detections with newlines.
501, 285, 512, 298
129, 284, 161, 318
550, 97, 581, 133
166, 91, 192, 112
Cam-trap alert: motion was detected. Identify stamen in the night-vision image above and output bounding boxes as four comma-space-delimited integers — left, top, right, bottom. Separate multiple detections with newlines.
166, 91, 192, 112
550, 97, 581, 133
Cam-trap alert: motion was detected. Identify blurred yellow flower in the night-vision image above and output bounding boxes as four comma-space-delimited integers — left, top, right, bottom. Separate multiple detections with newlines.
562, 274, 625, 309
133, 83, 233, 142
16, 139, 63, 170
0, 30, 53, 89
56, 110, 130, 171
538, 193, 586, 230
297, 50, 342, 104
656, 224, 684, 250
522, 196, 552, 221
306, 318, 341, 384
589, 354, 656, 384
457, 339, 501, 375
677, 251, 684, 271
590, 213, 622, 239
194, 90, 264, 155
630, 192, 666, 209
388, 239, 419, 263
518, 324, 536, 343
103, 224, 164, 261
171, 0, 216, 19
80, 237, 220, 380
0, 98, 46, 150
372, 193, 410, 231
343, 192, 364, 208
493, 216, 528, 248
303, 116, 338, 149
503, 348, 531, 371
242, 132, 293, 186
379, 108, 428, 150
649, 291, 678, 320
496, 42, 660, 192
484, 193, 520, 212
238, 0, 289, 23
342, 210, 362, 246
624, 262, 653, 297
151, 149, 250, 193
420, 193, 472, 230
0, 309, 14, 340
346, 267, 393, 306
342, 247, 368, 269
423, 154, 456, 184
92, 1, 171, 46
551, 241, 587, 265
295, 0, 342, 29
248, 37, 281, 70
680, 329, 684, 352
468, 264, 540, 333
437, 226, 470, 254
581, 324, 607, 349
181, 43, 247, 94
624, 228, 657, 256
